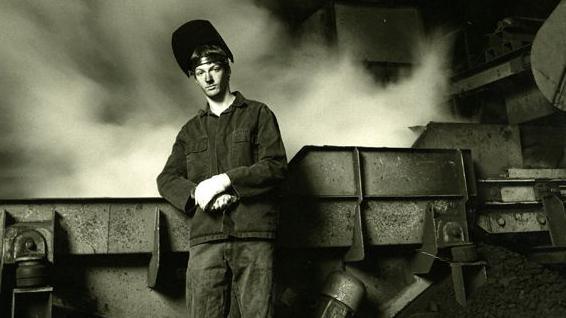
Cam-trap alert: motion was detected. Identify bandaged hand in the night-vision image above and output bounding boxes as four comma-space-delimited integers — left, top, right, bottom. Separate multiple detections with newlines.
208, 193, 239, 212
194, 173, 231, 210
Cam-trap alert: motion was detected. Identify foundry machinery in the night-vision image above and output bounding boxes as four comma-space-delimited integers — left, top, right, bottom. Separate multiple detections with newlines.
0, 142, 565, 317
1, 1, 566, 317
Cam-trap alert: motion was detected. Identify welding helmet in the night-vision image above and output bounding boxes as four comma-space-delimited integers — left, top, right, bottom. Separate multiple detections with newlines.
171, 20, 234, 76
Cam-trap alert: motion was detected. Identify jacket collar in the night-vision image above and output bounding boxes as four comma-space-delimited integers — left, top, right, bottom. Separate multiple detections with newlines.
198, 91, 247, 117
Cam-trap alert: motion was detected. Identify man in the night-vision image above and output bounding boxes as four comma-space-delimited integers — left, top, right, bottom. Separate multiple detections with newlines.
157, 20, 287, 317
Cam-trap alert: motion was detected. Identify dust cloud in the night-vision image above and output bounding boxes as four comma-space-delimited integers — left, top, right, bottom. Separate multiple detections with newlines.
0, 1, 457, 197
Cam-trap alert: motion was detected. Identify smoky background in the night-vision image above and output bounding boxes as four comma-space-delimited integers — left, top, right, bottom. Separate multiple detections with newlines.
0, 0, 461, 198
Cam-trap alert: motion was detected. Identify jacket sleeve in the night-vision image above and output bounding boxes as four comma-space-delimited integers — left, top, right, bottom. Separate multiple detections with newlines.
225, 105, 288, 198
156, 130, 197, 214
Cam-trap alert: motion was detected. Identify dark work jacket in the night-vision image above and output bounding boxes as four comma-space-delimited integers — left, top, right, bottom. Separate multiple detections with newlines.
157, 92, 287, 246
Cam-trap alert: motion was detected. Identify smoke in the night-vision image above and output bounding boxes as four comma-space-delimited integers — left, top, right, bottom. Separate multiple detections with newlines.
0, 1, 457, 198
248, 34, 456, 157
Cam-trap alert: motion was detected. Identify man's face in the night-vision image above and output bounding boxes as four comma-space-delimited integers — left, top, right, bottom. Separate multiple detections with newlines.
193, 62, 229, 99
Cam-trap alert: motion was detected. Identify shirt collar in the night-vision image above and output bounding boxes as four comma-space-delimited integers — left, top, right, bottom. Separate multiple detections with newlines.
198, 91, 247, 117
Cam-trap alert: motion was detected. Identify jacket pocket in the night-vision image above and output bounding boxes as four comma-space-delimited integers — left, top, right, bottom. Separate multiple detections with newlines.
230, 129, 254, 166
185, 136, 209, 182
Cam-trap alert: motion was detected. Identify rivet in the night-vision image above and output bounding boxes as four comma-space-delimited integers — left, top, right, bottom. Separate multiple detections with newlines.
24, 239, 36, 251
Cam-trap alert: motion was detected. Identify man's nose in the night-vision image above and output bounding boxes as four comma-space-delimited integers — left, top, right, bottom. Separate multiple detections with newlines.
204, 72, 213, 82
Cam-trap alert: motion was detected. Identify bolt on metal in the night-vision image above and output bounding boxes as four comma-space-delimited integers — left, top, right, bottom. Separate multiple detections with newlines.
24, 239, 36, 251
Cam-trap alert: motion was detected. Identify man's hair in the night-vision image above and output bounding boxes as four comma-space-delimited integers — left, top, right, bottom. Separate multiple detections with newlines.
189, 44, 230, 75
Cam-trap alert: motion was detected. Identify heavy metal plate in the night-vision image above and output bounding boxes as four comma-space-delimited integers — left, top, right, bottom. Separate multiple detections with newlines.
413, 123, 522, 178
0, 199, 191, 255
278, 198, 466, 248
531, 0, 566, 111
287, 146, 468, 198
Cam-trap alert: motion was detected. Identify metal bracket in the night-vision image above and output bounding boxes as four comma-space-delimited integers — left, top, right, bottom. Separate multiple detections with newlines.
411, 206, 438, 274
147, 208, 161, 288
451, 261, 487, 307
344, 148, 366, 263
534, 182, 566, 246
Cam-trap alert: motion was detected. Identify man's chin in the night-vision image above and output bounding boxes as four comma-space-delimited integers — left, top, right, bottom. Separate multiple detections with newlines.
204, 89, 223, 99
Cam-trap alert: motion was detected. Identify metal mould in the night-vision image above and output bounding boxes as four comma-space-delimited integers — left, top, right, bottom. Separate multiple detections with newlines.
286, 146, 469, 198
413, 123, 522, 178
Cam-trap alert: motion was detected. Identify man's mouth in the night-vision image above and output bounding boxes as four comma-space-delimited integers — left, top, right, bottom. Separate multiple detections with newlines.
206, 85, 217, 90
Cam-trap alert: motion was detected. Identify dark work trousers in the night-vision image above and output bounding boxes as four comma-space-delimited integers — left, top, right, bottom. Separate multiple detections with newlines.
186, 239, 275, 318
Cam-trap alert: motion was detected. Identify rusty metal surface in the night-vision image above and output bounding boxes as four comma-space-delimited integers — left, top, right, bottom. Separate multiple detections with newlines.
108, 203, 153, 253
360, 150, 467, 197
56, 203, 110, 254
281, 146, 470, 248
286, 149, 356, 197
288, 147, 468, 198
0, 199, 191, 255
0, 147, 470, 252
0, 197, 453, 251
278, 200, 355, 248
413, 123, 523, 178
364, 201, 426, 246
320, 271, 366, 310
279, 199, 467, 248
52, 255, 186, 317
476, 207, 548, 234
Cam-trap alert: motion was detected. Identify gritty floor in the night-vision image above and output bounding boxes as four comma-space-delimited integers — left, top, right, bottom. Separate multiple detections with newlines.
398, 242, 566, 318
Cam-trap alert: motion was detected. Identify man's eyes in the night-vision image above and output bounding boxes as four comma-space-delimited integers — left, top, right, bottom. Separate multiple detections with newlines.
195, 67, 221, 76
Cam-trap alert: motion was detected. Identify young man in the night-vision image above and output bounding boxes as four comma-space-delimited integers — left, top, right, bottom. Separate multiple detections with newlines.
157, 20, 287, 317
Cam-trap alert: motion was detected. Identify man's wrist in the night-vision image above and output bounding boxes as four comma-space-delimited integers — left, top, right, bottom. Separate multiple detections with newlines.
216, 173, 231, 189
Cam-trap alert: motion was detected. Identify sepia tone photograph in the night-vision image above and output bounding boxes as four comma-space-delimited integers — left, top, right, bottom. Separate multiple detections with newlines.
1, 0, 565, 317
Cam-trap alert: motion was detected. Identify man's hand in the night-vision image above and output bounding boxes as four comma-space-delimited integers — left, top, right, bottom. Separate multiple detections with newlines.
208, 193, 239, 212
194, 174, 231, 210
